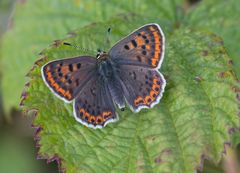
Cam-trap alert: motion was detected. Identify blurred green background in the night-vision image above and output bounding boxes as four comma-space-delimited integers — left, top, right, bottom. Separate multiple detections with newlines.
0, 0, 58, 172
0, 0, 239, 173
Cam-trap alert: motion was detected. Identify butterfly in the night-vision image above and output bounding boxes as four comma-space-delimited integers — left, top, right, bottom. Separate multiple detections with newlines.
41, 23, 166, 129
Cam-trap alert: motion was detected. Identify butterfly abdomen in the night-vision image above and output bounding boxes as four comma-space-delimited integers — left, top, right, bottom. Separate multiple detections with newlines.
97, 58, 125, 109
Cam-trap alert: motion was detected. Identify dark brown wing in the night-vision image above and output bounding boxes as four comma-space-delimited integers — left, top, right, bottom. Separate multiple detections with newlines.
73, 76, 118, 128
41, 56, 97, 102
117, 65, 166, 112
109, 23, 165, 69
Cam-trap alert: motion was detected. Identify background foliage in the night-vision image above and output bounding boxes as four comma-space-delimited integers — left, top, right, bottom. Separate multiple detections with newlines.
0, 0, 239, 173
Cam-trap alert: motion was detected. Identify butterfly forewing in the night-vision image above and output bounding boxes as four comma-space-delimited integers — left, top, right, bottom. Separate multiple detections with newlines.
117, 65, 166, 112
73, 76, 117, 128
42, 56, 97, 102
109, 24, 165, 69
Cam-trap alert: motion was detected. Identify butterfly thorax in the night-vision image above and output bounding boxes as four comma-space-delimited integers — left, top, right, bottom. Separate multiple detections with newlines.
97, 53, 117, 81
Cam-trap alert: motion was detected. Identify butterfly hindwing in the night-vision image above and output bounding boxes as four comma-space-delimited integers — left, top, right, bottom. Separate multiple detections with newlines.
109, 23, 165, 69
73, 76, 117, 128
42, 56, 97, 102
117, 65, 166, 112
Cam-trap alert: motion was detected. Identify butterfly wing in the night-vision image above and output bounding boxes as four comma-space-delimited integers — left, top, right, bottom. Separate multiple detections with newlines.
117, 65, 166, 112
41, 56, 97, 102
73, 76, 117, 128
109, 23, 165, 69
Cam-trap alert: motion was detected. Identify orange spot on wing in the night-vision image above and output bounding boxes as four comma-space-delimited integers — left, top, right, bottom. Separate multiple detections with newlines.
61, 66, 69, 74
151, 59, 158, 67
146, 44, 151, 50
153, 83, 160, 93
153, 78, 159, 84
144, 96, 152, 105
59, 77, 66, 83
136, 37, 144, 46
150, 91, 157, 99
45, 68, 72, 100
88, 116, 96, 123
47, 72, 55, 84
64, 91, 72, 99
149, 26, 155, 32
84, 112, 90, 120
134, 96, 144, 106
80, 108, 85, 114
73, 64, 78, 71
96, 116, 103, 124
137, 76, 162, 107
79, 109, 111, 125
129, 43, 134, 50
148, 26, 162, 68
58, 87, 65, 94
155, 47, 160, 52
47, 71, 51, 77
102, 111, 112, 120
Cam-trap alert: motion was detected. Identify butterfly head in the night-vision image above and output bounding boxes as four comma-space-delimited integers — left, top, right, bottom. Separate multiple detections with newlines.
96, 49, 109, 62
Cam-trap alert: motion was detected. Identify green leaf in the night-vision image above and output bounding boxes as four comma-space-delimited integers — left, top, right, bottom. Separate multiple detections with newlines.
22, 15, 239, 172
185, 0, 240, 79
200, 160, 224, 173
0, 0, 183, 114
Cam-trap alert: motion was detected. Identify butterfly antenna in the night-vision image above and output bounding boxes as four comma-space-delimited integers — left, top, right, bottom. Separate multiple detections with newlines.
63, 42, 96, 54
103, 27, 111, 51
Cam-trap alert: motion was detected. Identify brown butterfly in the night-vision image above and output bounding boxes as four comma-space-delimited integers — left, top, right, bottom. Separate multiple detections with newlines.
42, 23, 166, 129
